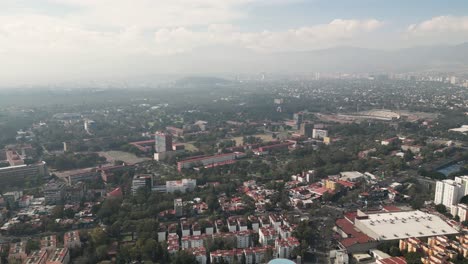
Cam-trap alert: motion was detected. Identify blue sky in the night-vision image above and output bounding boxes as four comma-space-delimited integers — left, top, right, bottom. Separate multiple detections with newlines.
239, 0, 468, 30
0, 0, 467, 85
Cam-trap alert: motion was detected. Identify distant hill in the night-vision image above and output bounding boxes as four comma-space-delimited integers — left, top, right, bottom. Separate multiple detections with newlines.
159, 42, 468, 74
174, 76, 233, 87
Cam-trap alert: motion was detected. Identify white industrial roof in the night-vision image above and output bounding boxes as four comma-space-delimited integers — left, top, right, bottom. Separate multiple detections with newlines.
355, 210, 459, 240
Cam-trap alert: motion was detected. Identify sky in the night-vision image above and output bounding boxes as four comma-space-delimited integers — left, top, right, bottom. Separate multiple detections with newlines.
1, 0, 468, 86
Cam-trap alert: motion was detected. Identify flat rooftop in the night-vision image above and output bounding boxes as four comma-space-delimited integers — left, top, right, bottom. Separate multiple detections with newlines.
355, 210, 459, 240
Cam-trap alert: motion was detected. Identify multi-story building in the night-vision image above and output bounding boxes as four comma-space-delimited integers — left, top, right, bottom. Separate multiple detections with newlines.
210, 249, 243, 264
3, 191, 22, 206
155, 131, 173, 153
269, 214, 282, 232
227, 217, 237, 232
450, 203, 468, 222
25, 249, 48, 264
312, 129, 329, 139
46, 248, 69, 264
248, 216, 260, 232
44, 182, 66, 205
192, 223, 201, 236
275, 237, 300, 259
236, 230, 251, 248
9, 242, 27, 263
188, 247, 207, 264
131, 174, 152, 195
237, 218, 248, 231
181, 235, 205, 249
65, 182, 86, 203
293, 112, 304, 130
84, 119, 96, 134
181, 221, 191, 237
205, 221, 214, 235
41, 235, 57, 252
0, 161, 48, 185
300, 122, 313, 138
166, 179, 196, 193
64, 231, 81, 249
158, 224, 167, 242
434, 176, 468, 208
174, 198, 184, 217
259, 227, 277, 246
177, 153, 237, 172
242, 247, 271, 264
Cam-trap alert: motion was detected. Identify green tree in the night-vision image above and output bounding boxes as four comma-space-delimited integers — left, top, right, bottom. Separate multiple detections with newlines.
171, 250, 197, 264
435, 204, 447, 214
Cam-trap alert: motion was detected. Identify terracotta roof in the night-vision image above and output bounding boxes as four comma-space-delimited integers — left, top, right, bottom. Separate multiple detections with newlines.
378, 256, 407, 264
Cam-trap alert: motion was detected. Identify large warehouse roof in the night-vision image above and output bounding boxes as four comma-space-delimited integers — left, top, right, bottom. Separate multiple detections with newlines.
355, 210, 459, 240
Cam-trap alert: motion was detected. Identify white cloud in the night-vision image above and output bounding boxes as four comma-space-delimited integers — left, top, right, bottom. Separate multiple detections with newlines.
152, 19, 383, 54
0, 0, 387, 85
408, 15, 468, 35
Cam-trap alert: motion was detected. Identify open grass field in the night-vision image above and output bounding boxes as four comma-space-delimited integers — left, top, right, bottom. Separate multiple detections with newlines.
99, 151, 150, 164
183, 143, 199, 152
231, 133, 275, 145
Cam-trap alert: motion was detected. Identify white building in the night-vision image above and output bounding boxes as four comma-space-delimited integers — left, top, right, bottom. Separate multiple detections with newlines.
434, 176, 468, 208
236, 230, 251, 248
275, 237, 300, 259
451, 203, 468, 222
353, 210, 459, 240
312, 129, 328, 139
166, 179, 196, 193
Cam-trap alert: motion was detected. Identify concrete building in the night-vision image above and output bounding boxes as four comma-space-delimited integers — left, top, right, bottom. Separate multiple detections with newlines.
9, 241, 27, 263
155, 131, 173, 153
293, 112, 304, 130
275, 237, 300, 259
25, 249, 48, 264
177, 153, 237, 172
166, 179, 196, 193
299, 123, 313, 138
188, 247, 207, 264
181, 221, 191, 237
451, 203, 468, 222
259, 227, 277, 246
46, 248, 69, 264
56, 168, 100, 185
158, 224, 167, 242
131, 174, 152, 195
312, 129, 328, 139
41, 235, 57, 252
64, 231, 81, 249
0, 162, 48, 185
236, 230, 251, 248
329, 249, 349, 264
84, 119, 96, 134
174, 198, 184, 217
181, 235, 200, 249
210, 249, 244, 264
434, 176, 468, 208
44, 181, 66, 205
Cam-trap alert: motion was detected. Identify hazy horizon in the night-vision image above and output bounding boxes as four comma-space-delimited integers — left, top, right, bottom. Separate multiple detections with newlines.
1, 0, 468, 86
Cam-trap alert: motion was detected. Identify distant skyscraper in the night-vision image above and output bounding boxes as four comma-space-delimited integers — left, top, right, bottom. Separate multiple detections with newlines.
155, 131, 172, 153
293, 112, 304, 130
300, 123, 313, 138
